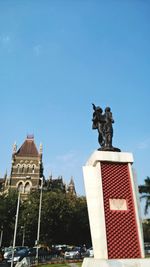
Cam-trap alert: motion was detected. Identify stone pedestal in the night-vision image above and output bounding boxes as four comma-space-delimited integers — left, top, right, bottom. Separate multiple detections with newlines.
82, 151, 150, 267
82, 258, 150, 267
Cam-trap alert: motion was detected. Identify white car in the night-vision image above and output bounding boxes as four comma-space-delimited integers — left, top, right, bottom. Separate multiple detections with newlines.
85, 247, 94, 257
64, 247, 81, 259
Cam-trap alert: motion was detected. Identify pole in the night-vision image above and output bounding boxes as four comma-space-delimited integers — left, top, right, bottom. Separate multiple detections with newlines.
36, 177, 43, 264
11, 192, 20, 267
0, 227, 3, 247
21, 226, 25, 247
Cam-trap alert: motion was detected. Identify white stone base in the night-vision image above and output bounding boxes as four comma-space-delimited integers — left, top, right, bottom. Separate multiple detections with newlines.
82, 257, 150, 267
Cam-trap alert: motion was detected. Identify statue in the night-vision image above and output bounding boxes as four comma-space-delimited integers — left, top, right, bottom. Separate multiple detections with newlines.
92, 104, 121, 152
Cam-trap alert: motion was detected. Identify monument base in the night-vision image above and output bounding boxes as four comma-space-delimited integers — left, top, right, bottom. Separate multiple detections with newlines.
82, 257, 150, 267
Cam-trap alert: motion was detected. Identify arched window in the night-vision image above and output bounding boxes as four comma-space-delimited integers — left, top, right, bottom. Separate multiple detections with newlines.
22, 165, 25, 173
24, 182, 31, 193
27, 165, 30, 173
32, 165, 35, 174
18, 182, 24, 193
17, 164, 20, 173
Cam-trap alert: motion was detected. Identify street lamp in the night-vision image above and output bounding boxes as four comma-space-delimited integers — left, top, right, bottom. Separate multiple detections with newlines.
36, 177, 44, 264
11, 192, 21, 267
0, 226, 3, 247
21, 225, 25, 246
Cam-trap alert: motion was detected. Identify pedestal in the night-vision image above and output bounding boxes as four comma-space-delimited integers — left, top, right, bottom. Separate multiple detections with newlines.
82, 151, 150, 267
82, 258, 150, 267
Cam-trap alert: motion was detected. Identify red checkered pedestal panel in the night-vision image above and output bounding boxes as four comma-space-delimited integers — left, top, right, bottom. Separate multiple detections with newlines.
82, 151, 148, 267
101, 162, 141, 259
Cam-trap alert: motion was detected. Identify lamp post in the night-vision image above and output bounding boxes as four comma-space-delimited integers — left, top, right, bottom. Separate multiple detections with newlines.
21, 225, 25, 246
0, 226, 3, 247
11, 192, 21, 267
36, 177, 43, 264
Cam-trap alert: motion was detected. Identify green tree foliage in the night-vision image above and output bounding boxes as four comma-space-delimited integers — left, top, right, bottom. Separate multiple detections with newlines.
0, 190, 91, 247
139, 176, 150, 215
142, 219, 150, 243
0, 190, 18, 246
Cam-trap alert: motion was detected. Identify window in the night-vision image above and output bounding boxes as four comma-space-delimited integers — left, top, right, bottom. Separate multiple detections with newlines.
18, 182, 24, 193
32, 165, 35, 173
22, 165, 25, 173
24, 182, 31, 193
17, 164, 20, 173
27, 165, 30, 173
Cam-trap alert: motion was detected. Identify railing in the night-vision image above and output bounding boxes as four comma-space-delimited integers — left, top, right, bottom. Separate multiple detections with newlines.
15, 254, 83, 267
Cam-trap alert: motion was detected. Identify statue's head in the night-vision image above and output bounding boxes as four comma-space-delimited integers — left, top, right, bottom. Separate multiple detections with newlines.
96, 106, 103, 113
105, 107, 111, 112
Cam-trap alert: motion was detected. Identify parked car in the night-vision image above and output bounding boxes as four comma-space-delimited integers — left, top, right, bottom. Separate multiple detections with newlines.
6, 249, 29, 265
27, 247, 50, 257
4, 247, 28, 260
4, 246, 28, 260
64, 247, 81, 259
144, 243, 150, 255
85, 247, 94, 257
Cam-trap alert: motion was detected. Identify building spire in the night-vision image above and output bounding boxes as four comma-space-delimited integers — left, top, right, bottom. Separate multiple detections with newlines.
39, 143, 43, 154
68, 176, 76, 196
13, 142, 17, 153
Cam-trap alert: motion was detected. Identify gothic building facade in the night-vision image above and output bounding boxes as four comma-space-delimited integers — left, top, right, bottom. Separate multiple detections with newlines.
1, 135, 76, 196
8, 135, 43, 195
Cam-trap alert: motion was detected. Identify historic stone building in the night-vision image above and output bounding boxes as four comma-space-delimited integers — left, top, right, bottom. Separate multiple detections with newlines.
67, 176, 76, 196
1, 135, 76, 196
7, 135, 44, 195
45, 175, 76, 196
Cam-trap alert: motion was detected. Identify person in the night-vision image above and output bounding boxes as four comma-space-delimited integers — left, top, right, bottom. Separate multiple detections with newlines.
0, 248, 4, 263
104, 107, 114, 148
92, 104, 105, 148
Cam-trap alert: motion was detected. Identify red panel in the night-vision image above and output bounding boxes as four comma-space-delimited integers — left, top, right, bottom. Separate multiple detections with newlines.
101, 162, 141, 259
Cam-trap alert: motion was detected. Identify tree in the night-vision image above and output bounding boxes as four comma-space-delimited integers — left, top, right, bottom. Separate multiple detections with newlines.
18, 191, 41, 247
39, 192, 91, 246
0, 190, 18, 246
142, 219, 150, 243
16, 191, 91, 247
139, 176, 150, 215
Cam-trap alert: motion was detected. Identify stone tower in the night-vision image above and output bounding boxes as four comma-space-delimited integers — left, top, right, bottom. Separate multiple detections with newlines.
67, 176, 76, 196
9, 135, 43, 195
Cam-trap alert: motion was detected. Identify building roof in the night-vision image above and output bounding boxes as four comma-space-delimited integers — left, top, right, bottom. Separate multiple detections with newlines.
16, 136, 39, 157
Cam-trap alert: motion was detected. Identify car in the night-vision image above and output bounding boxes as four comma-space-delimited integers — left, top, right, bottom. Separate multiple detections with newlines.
6, 249, 29, 265
64, 247, 81, 259
27, 247, 50, 257
144, 244, 150, 255
85, 247, 94, 257
4, 247, 28, 260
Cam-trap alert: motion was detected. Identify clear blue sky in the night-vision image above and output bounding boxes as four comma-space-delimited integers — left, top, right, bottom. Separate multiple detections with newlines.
0, 1, 150, 216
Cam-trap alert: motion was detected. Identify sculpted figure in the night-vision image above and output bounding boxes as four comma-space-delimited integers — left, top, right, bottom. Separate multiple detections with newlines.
92, 104, 105, 148
104, 107, 114, 148
92, 104, 121, 152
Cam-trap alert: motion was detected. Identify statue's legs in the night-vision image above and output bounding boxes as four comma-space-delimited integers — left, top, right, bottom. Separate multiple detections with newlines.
98, 124, 105, 147
105, 133, 112, 148
98, 133, 104, 147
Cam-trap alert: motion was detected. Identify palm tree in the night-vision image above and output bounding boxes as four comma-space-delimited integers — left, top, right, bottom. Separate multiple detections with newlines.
139, 176, 150, 215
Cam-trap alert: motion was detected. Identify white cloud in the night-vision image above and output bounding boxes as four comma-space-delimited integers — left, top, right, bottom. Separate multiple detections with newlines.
33, 44, 41, 56
56, 151, 76, 162
0, 35, 11, 45
44, 151, 81, 178
137, 138, 150, 150
44, 150, 86, 195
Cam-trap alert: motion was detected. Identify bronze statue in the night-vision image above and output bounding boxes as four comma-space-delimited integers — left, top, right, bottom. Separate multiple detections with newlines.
92, 104, 121, 152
